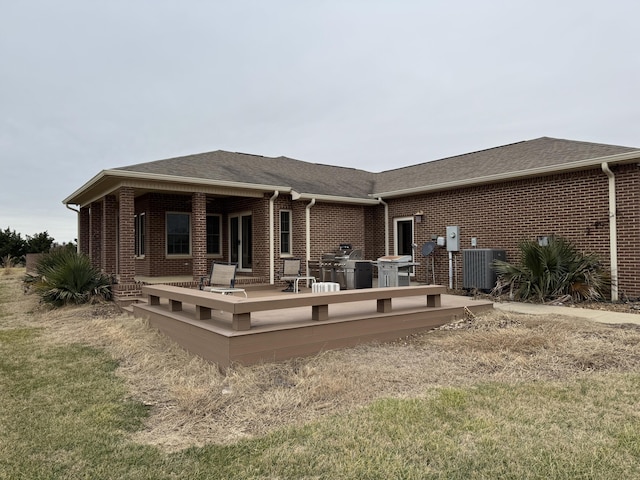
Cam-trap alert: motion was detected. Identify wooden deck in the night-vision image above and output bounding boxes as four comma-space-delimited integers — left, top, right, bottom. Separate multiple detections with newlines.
132, 285, 494, 369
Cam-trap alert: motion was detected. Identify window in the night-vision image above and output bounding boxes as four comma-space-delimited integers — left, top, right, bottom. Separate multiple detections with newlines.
280, 210, 292, 255
166, 212, 190, 255
134, 213, 145, 257
206, 214, 221, 255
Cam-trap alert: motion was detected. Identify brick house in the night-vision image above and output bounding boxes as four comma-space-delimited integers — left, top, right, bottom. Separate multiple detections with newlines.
63, 137, 640, 302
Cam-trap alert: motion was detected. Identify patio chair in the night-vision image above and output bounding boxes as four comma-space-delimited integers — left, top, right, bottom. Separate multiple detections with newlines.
279, 258, 302, 292
199, 262, 247, 297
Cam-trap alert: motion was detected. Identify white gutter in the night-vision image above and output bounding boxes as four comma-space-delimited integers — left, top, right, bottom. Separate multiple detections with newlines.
269, 190, 279, 285
601, 162, 619, 301
305, 198, 316, 272
292, 190, 380, 205
377, 198, 389, 256
65, 203, 80, 252
371, 150, 640, 199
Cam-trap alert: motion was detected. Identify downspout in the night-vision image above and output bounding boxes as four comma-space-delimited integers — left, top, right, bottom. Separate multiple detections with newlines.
65, 203, 80, 252
601, 163, 619, 301
269, 191, 279, 285
305, 198, 316, 273
377, 198, 389, 256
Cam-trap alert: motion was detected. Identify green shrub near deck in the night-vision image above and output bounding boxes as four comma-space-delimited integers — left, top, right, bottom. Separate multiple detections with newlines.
31, 249, 112, 306
493, 236, 609, 302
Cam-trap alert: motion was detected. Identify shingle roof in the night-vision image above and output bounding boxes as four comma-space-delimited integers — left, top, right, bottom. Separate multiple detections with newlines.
371, 137, 638, 195
117, 150, 377, 199
110, 137, 639, 200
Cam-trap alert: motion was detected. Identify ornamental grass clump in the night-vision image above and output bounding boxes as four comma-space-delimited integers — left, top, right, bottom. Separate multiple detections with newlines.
492, 236, 609, 303
33, 249, 112, 306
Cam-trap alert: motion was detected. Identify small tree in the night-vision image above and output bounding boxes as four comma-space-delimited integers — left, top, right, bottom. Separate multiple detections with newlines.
492, 237, 609, 303
0, 228, 27, 262
26, 231, 55, 253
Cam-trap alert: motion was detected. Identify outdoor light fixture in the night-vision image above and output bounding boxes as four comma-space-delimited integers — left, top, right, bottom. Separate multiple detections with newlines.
414, 211, 424, 223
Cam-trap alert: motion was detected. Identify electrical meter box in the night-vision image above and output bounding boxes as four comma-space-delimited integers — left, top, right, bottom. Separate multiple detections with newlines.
446, 226, 460, 252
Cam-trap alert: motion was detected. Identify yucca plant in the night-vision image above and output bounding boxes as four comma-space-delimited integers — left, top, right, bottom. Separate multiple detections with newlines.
2, 254, 16, 274
492, 237, 609, 303
33, 249, 112, 306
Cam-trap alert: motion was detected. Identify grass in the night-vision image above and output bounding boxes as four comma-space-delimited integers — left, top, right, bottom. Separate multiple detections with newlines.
1, 269, 640, 478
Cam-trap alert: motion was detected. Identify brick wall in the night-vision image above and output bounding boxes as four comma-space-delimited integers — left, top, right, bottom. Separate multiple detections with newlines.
141, 193, 195, 277
384, 165, 640, 298
192, 192, 207, 279
102, 195, 117, 274
131, 193, 271, 278
89, 200, 102, 269
614, 164, 640, 296
91, 163, 640, 299
118, 187, 135, 284
79, 207, 90, 256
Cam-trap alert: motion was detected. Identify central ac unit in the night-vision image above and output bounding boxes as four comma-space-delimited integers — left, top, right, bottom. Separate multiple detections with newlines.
463, 249, 506, 291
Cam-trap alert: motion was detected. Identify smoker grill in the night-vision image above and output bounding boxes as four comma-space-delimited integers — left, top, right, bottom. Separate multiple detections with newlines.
319, 244, 364, 289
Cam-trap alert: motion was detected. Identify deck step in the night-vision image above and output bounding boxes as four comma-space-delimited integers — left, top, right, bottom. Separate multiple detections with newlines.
117, 296, 147, 315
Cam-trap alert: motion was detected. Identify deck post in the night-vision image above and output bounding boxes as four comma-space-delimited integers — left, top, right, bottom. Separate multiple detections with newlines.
170, 299, 182, 312
377, 298, 392, 313
426, 294, 441, 308
312, 304, 329, 321
196, 305, 212, 320
232, 313, 251, 331
148, 294, 160, 306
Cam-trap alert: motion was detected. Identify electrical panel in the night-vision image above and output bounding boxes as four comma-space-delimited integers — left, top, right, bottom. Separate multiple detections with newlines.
446, 226, 460, 251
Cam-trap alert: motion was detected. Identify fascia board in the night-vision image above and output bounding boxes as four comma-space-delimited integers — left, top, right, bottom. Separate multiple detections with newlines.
63, 169, 293, 206
371, 150, 640, 199
62, 170, 109, 205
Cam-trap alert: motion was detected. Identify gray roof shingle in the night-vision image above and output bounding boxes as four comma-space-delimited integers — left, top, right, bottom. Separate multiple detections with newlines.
118, 151, 377, 198
113, 137, 638, 200
371, 137, 638, 194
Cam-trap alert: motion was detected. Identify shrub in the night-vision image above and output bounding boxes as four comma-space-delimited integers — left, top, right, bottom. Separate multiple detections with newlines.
2, 254, 16, 267
33, 249, 112, 306
492, 237, 609, 303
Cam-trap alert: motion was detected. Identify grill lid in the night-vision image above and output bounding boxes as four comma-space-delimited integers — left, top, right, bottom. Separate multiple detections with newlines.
377, 255, 413, 263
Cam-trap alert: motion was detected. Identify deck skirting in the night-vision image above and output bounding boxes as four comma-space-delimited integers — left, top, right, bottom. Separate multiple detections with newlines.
133, 286, 493, 369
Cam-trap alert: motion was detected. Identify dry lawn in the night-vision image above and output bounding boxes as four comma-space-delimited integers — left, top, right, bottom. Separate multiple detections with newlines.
3, 269, 640, 452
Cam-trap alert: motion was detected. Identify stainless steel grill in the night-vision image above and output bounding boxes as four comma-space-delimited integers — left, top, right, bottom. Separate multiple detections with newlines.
319, 244, 363, 289
375, 255, 418, 287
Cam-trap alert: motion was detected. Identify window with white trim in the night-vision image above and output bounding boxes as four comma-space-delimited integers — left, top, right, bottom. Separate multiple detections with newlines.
166, 212, 190, 255
280, 210, 292, 255
206, 214, 222, 255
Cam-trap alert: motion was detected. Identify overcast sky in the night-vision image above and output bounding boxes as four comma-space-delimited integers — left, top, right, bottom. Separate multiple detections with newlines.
1, 1, 639, 244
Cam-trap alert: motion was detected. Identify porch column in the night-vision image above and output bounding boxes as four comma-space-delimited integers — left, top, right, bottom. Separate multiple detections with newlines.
102, 195, 118, 275
118, 187, 135, 284
192, 192, 208, 280
89, 201, 102, 269
78, 207, 90, 256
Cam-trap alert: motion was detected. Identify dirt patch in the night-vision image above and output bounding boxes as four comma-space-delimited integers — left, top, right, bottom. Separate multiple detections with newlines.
4, 271, 640, 452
